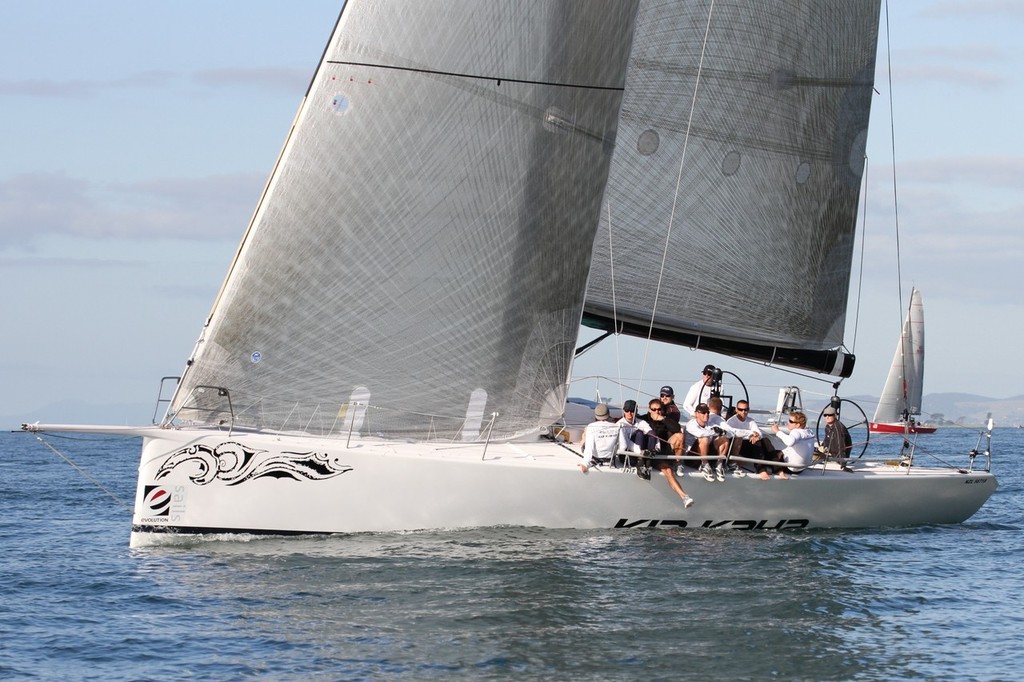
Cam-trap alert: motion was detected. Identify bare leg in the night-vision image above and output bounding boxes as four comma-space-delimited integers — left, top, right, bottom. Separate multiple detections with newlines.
669, 432, 684, 457
659, 464, 693, 505
715, 436, 730, 462
697, 437, 711, 467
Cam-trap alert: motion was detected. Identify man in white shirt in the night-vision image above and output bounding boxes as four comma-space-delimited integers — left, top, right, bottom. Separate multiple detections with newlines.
616, 399, 653, 453
725, 399, 777, 479
682, 364, 718, 417
771, 410, 816, 478
708, 397, 745, 478
683, 403, 730, 482
581, 403, 624, 471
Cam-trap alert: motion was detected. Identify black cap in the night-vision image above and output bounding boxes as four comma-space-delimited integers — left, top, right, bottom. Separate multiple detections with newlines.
702, 364, 716, 375
623, 399, 638, 412
659, 385, 674, 397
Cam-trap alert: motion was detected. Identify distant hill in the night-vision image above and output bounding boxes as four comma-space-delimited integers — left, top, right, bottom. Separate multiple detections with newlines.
806, 391, 1024, 428
765, 392, 1023, 428
920, 393, 1024, 427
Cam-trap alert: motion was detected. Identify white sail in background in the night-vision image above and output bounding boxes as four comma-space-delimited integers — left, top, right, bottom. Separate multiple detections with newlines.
873, 287, 926, 424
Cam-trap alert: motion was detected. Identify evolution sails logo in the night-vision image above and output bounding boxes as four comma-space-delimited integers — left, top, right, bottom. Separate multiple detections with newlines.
143, 486, 171, 517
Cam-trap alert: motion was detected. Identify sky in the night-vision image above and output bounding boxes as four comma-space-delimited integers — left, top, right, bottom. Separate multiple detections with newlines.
1, 1, 1022, 425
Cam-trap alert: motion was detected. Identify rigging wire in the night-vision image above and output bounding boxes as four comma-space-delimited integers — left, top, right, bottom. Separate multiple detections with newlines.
883, 0, 905, 316
31, 433, 133, 513
604, 200, 625, 406
850, 158, 870, 353
883, 0, 910, 411
637, 0, 717, 394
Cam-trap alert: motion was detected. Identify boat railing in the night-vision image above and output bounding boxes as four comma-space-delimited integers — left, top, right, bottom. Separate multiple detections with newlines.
163, 385, 235, 432
164, 394, 503, 443
151, 376, 181, 425
599, 450, 962, 475
968, 418, 995, 472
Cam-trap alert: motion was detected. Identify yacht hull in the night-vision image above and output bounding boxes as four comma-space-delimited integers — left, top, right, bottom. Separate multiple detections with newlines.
20, 424, 995, 546
113, 426, 994, 547
869, 421, 938, 434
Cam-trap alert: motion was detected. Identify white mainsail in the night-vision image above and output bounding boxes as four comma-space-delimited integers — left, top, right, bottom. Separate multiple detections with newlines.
873, 288, 926, 424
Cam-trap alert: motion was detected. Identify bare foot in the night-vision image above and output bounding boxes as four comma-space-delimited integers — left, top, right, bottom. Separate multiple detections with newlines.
777, 471, 790, 480
758, 471, 770, 481
579, 463, 588, 473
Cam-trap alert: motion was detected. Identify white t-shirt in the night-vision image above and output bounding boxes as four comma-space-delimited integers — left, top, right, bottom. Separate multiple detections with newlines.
616, 416, 651, 452
582, 419, 626, 460
725, 414, 762, 441
683, 417, 719, 451
682, 379, 713, 417
774, 427, 815, 470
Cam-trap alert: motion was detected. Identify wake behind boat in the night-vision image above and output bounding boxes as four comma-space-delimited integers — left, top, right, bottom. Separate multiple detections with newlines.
22, 1, 994, 545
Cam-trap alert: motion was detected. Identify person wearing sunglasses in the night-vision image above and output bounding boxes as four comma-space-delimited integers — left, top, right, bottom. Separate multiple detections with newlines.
682, 364, 718, 417
683, 403, 730, 481
616, 399, 655, 466
645, 393, 684, 458
639, 398, 694, 507
821, 405, 853, 467
726, 399, 781, 480
770, 411, 815, 479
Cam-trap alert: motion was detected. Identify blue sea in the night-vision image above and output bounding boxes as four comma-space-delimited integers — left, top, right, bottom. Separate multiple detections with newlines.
2, 427, 1022, 680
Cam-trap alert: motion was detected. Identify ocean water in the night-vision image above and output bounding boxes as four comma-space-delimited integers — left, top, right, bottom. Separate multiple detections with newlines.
2, 428, 1022, 681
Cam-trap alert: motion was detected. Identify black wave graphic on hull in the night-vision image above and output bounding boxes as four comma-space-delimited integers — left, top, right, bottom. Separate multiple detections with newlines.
154, 441, 353, 486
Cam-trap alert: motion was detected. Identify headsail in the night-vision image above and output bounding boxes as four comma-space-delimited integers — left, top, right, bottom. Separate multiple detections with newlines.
584, 0, 882, 376
169, 1, 640, 439
873, 288, 926, 424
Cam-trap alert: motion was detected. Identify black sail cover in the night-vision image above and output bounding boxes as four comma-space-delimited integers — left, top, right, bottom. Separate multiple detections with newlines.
170, 1, 640, 439
583, 0, 881, 377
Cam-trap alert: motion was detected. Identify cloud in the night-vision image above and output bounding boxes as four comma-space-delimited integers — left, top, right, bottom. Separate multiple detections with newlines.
0, 67, 307, 99
193, 68, 310, 93
902, 156, 1024, 189
921, 1, 1024, 20
857, 155, 1023, 302
0, 172, 264, 247
0, 71, 177, 98
892, 64, 1004, 88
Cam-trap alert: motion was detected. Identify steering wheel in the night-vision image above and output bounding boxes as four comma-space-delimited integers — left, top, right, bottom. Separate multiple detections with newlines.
814, 397, 870, 459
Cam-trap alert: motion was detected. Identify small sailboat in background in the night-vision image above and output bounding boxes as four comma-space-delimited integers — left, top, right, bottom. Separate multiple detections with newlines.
869, 288, 937, 434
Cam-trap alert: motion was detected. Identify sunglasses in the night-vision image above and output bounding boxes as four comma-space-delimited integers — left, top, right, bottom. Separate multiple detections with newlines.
649, 408, 662, 413
736, 407, 748, 412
